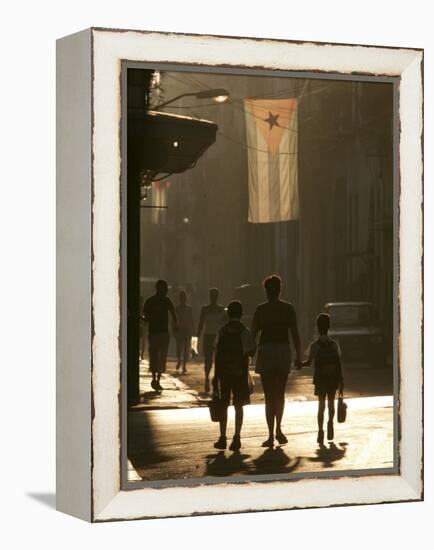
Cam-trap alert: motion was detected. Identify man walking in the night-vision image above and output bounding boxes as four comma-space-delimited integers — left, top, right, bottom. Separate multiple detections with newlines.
175, 290, 194, 374
197, 288, 226, 393
142, 279, 178, 391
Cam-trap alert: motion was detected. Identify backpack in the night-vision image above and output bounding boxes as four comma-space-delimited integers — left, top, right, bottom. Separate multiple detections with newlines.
216, 323, 245, 376
315, 339, 340, 378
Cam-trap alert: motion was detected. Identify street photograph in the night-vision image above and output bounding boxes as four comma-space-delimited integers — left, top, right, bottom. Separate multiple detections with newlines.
125, 67, 395, 483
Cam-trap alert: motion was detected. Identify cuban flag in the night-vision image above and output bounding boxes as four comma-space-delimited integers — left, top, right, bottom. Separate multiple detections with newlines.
244, 98, 299, 223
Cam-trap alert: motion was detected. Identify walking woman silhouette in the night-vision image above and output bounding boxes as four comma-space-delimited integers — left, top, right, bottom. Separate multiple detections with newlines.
251, 275, 302, 447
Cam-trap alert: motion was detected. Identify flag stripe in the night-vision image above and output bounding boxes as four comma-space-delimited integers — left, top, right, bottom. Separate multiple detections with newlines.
256, 124, 270, 222
279, 130, 290, 220
287, 106, 299, 219
268, 151, 281, 221
246, 102, 259, 222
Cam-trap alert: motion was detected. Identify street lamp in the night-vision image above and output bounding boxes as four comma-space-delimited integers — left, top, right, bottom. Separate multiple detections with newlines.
153, 88, 230, 109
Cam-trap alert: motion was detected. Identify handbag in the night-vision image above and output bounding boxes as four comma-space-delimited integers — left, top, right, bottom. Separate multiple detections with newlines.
337, 388, 347, 423
209, 395, 224, 422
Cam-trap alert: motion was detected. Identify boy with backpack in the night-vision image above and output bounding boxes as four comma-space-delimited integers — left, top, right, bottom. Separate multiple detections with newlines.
212, 301, 256, 451
302, 313, 344, 445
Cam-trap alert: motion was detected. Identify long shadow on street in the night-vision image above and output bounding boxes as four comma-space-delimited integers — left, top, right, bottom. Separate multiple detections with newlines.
205, 447, 302, 477
308, 442, 348, 468
128, 411, 171, 480
205, 451, 252, 477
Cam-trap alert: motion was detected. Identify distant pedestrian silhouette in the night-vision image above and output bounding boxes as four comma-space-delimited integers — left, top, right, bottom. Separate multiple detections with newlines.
175, 290, 194, 374
197, 288, 226, 393
139, 295, 147, 361
142, 279, 178, 392
302, 313, 344, 445
251, 275, 301, 447
212, 301, 256, 451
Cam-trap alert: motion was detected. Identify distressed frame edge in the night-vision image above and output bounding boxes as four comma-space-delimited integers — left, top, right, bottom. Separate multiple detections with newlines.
396, 52, 424, 498
56, 27, 93, 522
90, 25, 424, 54
95, 477, 421, 523
90, 29, 423, 522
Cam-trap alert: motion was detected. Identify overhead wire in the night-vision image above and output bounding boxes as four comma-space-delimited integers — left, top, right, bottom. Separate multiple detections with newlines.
160, 71, 333, 135
155, 72, 334, 155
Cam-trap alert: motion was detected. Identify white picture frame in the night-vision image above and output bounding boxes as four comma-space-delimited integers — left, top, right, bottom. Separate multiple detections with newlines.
56, 27, 423, 522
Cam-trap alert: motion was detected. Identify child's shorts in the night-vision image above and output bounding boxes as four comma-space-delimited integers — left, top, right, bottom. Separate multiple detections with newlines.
314, 381, 339, 398
220, 374, 250, 407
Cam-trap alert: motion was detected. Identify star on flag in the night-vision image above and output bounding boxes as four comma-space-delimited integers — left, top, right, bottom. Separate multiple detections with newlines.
264, 111, 280, 130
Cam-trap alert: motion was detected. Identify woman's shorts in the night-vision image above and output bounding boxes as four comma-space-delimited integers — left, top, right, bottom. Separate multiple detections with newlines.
255, 343, 291, 374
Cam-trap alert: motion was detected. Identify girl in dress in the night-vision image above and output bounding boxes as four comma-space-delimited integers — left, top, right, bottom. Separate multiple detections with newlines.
303, 313, 344, 445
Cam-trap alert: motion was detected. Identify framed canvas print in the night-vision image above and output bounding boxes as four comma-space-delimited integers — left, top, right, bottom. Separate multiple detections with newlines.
56, 28, 423, 522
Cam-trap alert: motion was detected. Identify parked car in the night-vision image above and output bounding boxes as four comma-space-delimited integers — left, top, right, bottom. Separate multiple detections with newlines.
324, 302, 386, 367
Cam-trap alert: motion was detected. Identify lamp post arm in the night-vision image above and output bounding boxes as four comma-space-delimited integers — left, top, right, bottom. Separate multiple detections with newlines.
153, 92, 196, 110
